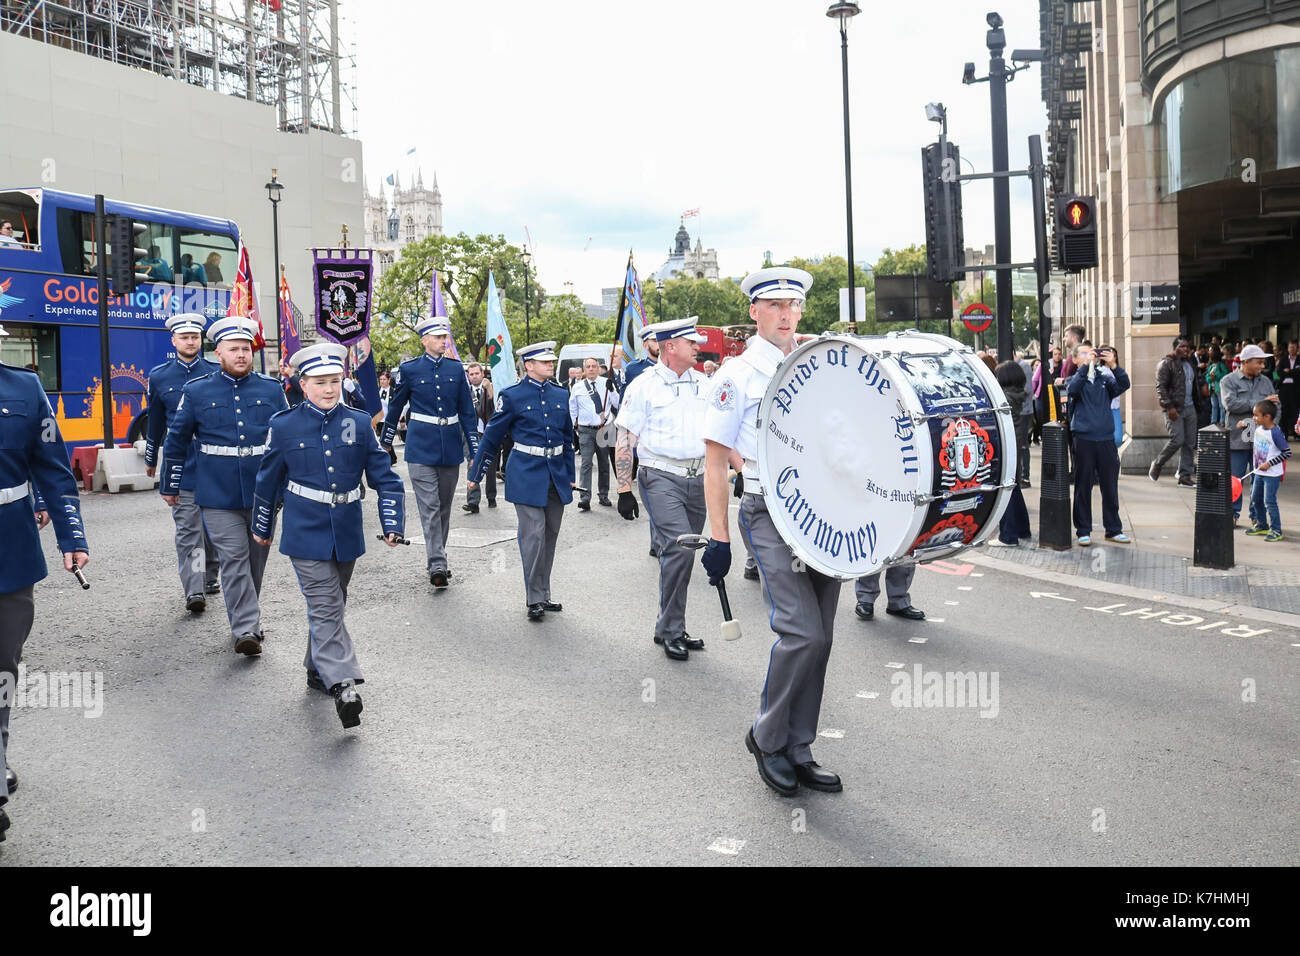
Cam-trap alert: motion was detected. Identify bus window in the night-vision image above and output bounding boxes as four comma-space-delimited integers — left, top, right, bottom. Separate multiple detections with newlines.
1, 323, 59, 391
179, 229, 237, 288
0, 190, 40, 250
75, 211, 106, 276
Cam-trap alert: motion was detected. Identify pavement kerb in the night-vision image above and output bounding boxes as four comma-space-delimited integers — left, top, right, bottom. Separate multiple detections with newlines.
964, 549, 1300, 633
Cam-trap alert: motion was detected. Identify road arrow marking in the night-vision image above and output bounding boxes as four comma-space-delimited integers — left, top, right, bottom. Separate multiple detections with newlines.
1030, 591, 1077, 601
708, 838, 745, 856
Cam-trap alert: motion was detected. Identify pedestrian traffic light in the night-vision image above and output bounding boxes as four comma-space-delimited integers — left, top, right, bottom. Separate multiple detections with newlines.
109, 215, 148, 295
1055, 194, 1098, 272
921, 141, 964, 282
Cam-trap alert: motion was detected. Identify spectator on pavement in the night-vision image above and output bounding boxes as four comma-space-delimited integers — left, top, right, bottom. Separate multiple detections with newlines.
1245, 399, 1290, 542
1150, 337, 1207, 487
1221, 344, 1280, 525
1274, 341, 1300, 439
1066, 343, 1131, 546
1206, 346, 1229, 426
991, 361, 1031, 546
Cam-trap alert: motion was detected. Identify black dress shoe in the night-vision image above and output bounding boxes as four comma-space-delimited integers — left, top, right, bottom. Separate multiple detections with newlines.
745, 730, 798, 796
488, 500, 497, 508
886, 605, 926, 620
578, 500, 591, 511
331, 680, 363, 729
0, 807, 9, 842
527, 603, 546, 621
204, 581, 222, 595
744, 567, 760, 581
430, 569, 450, 589
234, 633, 262, 656
598, 497, 612, 507
649, 547, 660, 558
306, 668, 328, 694
5, 764, 16, 795
662, 636, 689, 661
855, 602, 874, 621
461, 504, 479, 514
541, 601, 562, 612
794, 760, 843, 793
186, 593, 206, 613
680, 630, 704, 651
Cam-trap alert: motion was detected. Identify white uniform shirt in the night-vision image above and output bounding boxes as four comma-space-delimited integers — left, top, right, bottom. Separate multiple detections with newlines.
701, 335, 786, 467
568, 375, 619, 426
616, 362, 709, 460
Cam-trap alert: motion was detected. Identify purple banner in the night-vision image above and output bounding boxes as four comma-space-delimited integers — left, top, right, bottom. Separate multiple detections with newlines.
312, 248, 373, 345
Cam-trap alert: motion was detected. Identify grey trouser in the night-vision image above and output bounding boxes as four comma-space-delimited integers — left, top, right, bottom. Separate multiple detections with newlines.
409, 462, 459, 571
856, 565, 916, 611
1155, 409, 1198, 477
290, 557, 361, 690
577, 425, 609, 502
172, 488, 219, 597
638, 467, 706, 642
0, 586, 35, 796
202, 508, 272, 639
740, 493, 841, 765
463, 433, 495, 506
515, 483, 564, 605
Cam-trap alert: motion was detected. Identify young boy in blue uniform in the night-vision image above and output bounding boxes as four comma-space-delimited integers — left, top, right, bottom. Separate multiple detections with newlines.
253, 343, 405, 729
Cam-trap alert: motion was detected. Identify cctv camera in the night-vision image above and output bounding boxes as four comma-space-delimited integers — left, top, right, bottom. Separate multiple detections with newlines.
986, 11, 1003, 29
962, 62, 977, 84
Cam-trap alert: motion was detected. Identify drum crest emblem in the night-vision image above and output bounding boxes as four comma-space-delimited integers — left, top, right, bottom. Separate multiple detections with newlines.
938, 418, 993, 491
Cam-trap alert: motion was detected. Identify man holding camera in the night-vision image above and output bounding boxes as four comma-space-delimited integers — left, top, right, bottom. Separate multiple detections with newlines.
1066, 344, 1131, 546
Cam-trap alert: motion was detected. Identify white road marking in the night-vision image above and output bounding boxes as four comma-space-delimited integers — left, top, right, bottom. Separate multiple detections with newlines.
818, 728, 845, 739
885, 662, 906, 669
927, 618, 945, 623
957, 586, 973, 591
856, 691, 879, 699
908, 637, 928, 643
944, 600, 960, 605
1030, 591, 1078, 602
708, 838, 745, 856
970, 572, 984, 577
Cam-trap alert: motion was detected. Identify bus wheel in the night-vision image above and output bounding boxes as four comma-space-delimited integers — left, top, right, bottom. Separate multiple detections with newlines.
127, 410, 149, 444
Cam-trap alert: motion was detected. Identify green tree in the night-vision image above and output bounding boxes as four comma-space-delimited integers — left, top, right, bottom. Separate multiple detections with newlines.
873, 244, 928, 277
785, 255, 874, 335
657, 276, 750, 328
517, 294, 615, 353
371, 232, 542, 368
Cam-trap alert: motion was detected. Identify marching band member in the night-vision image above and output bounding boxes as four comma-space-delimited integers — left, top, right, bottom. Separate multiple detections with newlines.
160, 316, 288, 656
700, 267, 844, 797
614, 317, 710, 661
380, 316, 478, 589
144, 312, 221, 614
623, 323, 665, 557
0, 340, 89, 841
252, 343, 405, 730
467, 342, 575, 621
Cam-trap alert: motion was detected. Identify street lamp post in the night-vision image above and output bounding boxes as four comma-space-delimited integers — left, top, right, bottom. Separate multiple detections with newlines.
264, 169, 284, 369
827, 2, 861, 333
522, 246, 532, 344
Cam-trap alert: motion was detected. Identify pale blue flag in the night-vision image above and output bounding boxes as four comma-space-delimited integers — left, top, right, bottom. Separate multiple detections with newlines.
484, 271, 517, 392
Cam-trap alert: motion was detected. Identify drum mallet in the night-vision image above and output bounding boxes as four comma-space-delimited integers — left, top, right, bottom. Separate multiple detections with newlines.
69, 565, 90, 589
375, 533, 412, 546
675, 533, 742, 641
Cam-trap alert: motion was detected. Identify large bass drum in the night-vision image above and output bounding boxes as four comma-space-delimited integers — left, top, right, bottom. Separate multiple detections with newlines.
756, 331, 1015, 580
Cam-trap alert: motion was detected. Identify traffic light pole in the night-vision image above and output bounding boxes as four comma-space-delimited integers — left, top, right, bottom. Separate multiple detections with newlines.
988, 26, 1013, 361
1028, 135, 1051, 364
94, 194, 114, 450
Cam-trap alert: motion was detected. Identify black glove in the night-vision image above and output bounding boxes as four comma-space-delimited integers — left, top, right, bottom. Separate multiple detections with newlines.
701, 539, 731, 585
733, 473, 744, 499
618, 491, 639, 520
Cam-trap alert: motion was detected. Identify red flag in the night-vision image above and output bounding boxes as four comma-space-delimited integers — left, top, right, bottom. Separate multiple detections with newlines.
227, 239, 266, 350
278, 271, 303, 362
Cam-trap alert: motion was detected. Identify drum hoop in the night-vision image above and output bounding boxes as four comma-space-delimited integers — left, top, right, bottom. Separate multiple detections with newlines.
756, 335, 933, 581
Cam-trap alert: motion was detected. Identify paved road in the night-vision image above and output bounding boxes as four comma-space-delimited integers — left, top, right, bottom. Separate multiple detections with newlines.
2, 466, 1297, 865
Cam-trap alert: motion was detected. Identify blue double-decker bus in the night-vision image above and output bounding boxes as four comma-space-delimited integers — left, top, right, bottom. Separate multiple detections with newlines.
0, 187, 241, 448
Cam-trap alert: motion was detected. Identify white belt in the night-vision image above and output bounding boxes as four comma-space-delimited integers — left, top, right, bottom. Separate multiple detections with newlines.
639, 454, 704, 479
200, 443, 268, 458
287, 481, 363, 506
742, 458, 763, 496
0, 481, 31, 506
410, 412, 459, 426
515, 443, 566, 458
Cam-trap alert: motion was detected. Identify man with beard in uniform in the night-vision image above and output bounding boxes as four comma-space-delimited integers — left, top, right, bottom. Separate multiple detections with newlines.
144, 312, 221, 613
700, 267, 843, 797
160, 316, 288, 656
614, 317, 710, 661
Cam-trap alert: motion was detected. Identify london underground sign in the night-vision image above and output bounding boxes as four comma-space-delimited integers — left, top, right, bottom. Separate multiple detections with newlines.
962, 302, 993, 333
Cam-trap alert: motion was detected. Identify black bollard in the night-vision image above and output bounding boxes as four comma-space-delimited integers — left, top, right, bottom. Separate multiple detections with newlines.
1193, 425, 1233, 569
1038, 421, 1072, 550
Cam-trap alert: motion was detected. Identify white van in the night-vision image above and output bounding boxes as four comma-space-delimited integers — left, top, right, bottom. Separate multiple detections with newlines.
557, 342, 615, 384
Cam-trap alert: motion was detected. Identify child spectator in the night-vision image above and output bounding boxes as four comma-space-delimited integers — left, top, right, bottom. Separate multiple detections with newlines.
1246, 400, 1290, 541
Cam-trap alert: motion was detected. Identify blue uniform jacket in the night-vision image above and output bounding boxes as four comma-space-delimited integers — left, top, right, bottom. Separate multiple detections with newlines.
468, 376, 575, 507
380, 353, 478, 466
144, 355, 219, 490
1066, 364, 1131, 442
0, 365, 88, 592
160, 370, 289, 508
252, 401, 405, 562
622, 356, 654, 396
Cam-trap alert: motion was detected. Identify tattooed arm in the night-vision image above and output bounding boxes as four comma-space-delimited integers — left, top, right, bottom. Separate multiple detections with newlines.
615, 426, 638, 493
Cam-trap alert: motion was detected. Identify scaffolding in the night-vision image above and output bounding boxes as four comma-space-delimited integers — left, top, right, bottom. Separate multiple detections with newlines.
2, 0, 357, 136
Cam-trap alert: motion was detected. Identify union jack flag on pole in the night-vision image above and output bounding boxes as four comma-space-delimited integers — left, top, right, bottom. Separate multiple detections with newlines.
226, 239, 265, 350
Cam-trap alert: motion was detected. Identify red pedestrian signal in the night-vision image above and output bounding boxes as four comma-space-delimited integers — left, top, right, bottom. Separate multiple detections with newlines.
1054, 195, 1098, 272
1065, 200, 1090, 229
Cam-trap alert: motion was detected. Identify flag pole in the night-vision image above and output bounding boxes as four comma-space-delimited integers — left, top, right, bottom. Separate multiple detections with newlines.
609, 249, 632, 394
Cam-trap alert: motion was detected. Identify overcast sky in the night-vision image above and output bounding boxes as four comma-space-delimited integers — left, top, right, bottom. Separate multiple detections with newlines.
354, 0, 1047, 302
